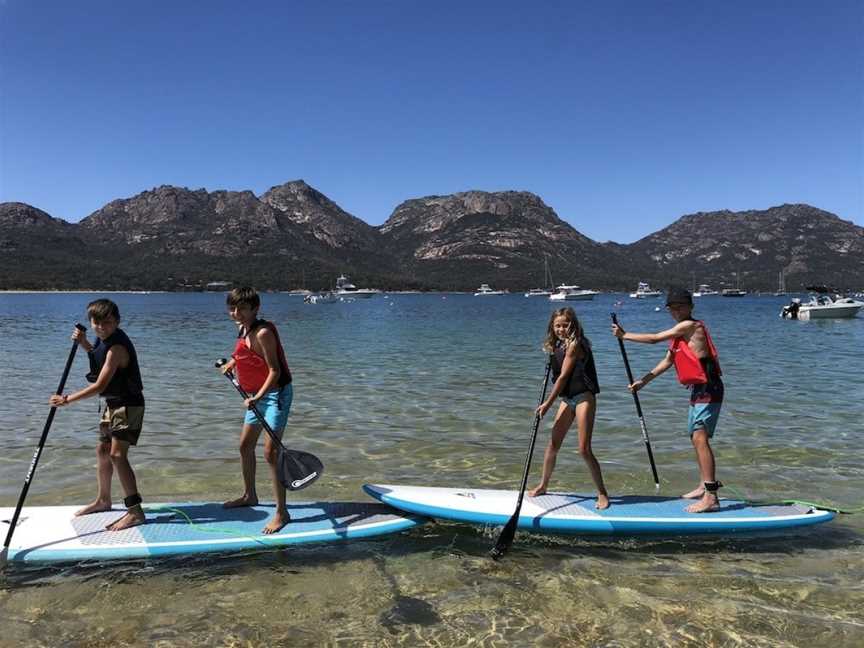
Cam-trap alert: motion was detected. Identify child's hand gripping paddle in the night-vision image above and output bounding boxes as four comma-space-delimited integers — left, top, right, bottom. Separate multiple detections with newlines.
215, 359, 323, 491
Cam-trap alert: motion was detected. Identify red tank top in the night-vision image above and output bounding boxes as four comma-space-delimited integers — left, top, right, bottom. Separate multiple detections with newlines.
668, 320, 721, 385
231, 320, 292, 394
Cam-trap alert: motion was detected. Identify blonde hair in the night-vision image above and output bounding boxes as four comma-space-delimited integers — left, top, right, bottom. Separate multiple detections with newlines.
543, 307, 590, 353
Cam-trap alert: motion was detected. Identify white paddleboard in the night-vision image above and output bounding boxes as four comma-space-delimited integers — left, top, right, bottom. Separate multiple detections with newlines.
2, 500, 424, 563
364, 484, 835, 536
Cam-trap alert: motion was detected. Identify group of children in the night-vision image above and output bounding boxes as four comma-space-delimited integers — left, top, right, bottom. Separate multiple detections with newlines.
49, 284, 725, 534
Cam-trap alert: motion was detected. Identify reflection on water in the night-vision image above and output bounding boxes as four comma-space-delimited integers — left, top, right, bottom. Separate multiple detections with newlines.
1, 293, 862, 646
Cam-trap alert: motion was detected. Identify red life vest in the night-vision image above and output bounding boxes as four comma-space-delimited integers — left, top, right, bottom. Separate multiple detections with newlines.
668, 320, 721, 385
232, 320, 292, 394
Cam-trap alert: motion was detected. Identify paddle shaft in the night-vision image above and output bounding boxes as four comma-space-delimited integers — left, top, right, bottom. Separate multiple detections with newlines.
611, 313, 660, 488
490, 353, 553, 559
3, 324, 86, 556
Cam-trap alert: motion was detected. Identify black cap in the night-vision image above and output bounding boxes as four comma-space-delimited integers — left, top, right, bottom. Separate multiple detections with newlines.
665, 286, 693, 306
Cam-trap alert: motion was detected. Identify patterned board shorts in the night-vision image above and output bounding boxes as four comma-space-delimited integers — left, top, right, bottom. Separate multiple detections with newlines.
99, 405, 145, 445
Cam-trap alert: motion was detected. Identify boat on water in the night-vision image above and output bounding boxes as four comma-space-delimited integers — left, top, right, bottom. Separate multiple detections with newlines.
304, 291, 339, 304
785, 289, 864, 320
335, 274, 380, 298
721, 288, 747, 297
630, 282, 662, 298
474, 283, 506, 296
693, 284, 719, 297
773, 270, 787, 296
525, 255, 555, 297
549, 284, 599, 301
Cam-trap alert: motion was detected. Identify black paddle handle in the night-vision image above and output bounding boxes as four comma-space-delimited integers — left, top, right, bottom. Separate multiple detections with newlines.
215, 359, 288, 451
610, 313, 660, 488
4, 323, 86, 553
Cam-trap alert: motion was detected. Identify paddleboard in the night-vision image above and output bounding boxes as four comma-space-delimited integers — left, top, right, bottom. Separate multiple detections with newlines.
363, 484, 835, 536
2, 501, 424, 563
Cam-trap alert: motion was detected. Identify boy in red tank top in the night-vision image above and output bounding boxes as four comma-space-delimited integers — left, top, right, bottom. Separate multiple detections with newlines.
611, 286, 724, 513
219, 287, 294, 533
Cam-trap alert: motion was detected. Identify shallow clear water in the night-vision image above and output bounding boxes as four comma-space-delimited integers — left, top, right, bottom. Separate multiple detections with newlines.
1, 292, 862, 646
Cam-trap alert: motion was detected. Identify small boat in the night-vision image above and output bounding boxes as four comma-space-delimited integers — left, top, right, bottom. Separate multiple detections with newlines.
630, 282, 662, 298
474, 283, 506, 296
524, 288, 553, 297
773, 270, 787, 296
335, 274, 380, 298
721, 289, 747, 297
304, 291, 339, 304
793, 290, 864, 320
693, 284, 719, 297
525, 255, 555, 297
549, 284, 599, 301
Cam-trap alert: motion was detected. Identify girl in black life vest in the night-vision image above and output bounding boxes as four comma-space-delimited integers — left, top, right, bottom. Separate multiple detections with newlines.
529, 307, 610, 510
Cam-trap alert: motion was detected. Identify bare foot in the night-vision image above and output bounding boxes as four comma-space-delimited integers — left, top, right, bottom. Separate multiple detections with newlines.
223, 495, 258, 508
75, 499, 113, 516
262, 512, 290, 534
685, 494, 720, 513
682, 486, 705, 499
527, 485, 547, 497
106, 507, 146, 531
596, 493, 610, 510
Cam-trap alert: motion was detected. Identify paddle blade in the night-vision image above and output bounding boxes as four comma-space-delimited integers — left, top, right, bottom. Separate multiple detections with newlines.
489, 513, 519, 560
276, 448, 324, 491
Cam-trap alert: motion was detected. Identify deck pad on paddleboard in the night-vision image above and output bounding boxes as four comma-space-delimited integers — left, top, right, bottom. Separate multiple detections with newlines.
364, 484, 835, 536
1, 501, 424, 563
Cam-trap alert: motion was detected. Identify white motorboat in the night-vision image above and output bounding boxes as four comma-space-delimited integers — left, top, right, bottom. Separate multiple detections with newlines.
721, 288, 746, 297
630, 282, 662, 298
693, 284, 719, 297
335, 274, 380, 298
304, 291, 339, 304
795, 294, 864, 320
549, 284, 599, 301
475, 283, 506, 296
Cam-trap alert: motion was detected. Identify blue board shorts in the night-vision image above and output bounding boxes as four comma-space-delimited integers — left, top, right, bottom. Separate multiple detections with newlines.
688, 401, 721, 438
561, 391, 595, 411
244, 385, 293, 434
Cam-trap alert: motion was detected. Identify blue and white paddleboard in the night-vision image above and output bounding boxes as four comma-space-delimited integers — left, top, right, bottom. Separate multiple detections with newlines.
363, 484, 835, 536
1, 501, 424, 563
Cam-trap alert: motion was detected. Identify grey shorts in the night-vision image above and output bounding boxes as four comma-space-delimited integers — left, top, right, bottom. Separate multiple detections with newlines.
99, 405, 144, 446
561, 391, 595, 411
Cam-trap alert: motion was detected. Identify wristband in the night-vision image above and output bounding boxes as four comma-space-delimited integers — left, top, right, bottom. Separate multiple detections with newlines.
62, 394, 69, 405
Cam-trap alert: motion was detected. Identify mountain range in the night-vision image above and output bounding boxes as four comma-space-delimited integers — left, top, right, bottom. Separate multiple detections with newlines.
1, 181, 862, 292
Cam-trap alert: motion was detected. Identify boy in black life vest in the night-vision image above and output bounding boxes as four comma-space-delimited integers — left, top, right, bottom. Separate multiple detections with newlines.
48, 299, 146, 530
219, 287, 294, 534
611, 286, 724, 513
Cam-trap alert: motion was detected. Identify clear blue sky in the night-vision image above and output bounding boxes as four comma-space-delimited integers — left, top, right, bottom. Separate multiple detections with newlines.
1, 1, 861, 243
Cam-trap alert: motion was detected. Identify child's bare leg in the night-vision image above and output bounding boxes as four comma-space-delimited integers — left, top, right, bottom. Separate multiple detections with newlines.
262, 434, 290, 534
685, 429, 719, 513
106, 439, 146, 531
529, 404, 573, 497
224, 423, 261, 508
76, 438, 114, 516
575, 397, 609, 510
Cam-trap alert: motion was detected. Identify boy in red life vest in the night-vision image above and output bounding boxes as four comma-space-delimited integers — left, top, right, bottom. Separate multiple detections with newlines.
611, 286, 724, 513
219, 287, 294, 533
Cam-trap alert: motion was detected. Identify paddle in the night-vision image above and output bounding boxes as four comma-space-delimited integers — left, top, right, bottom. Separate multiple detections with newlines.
215, 359, 323, 491
610, 313, 660, 489
2, 323, 86, 568
489, 353, 554, 560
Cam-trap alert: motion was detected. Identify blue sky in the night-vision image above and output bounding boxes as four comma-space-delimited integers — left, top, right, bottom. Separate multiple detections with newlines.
1, 1, 861, 243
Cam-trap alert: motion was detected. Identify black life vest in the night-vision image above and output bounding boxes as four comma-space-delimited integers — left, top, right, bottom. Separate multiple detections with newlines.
86, 328, 144, 407
552, 340, 600, 397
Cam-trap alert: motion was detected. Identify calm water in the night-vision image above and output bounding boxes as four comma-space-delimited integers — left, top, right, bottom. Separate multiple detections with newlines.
1, 292, 862, 647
